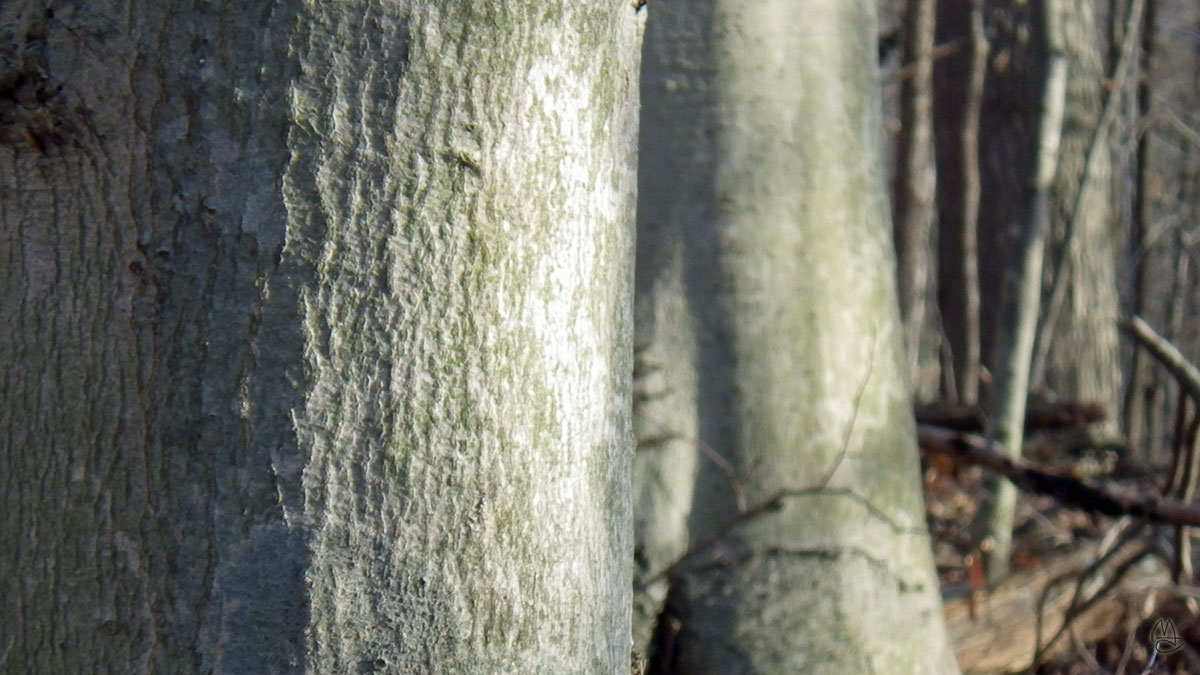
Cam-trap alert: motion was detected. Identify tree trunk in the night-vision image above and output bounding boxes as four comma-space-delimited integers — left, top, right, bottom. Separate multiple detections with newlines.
634, 1, 957, 672
1123, 0, 1157, 460
0, 2, 644, 672
975, 0, 1122, 426
980, 0, 1069, 582
1029, 0, 1124, 424
892, 0, 938, 399
630, 0, 714, 651
934, 0, 988, 405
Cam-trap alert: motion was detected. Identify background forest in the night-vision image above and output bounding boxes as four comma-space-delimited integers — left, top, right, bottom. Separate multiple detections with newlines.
3, 0, 1200, 673
869, 0, 1200, 672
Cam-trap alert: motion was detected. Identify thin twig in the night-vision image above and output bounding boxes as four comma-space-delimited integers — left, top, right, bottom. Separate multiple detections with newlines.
696, 439, 745, 514
639, 331, 895, 589
1138, 647, 1158, 675
1071, 625, 1112, 675
1115, 598, 1140, 675
891, 38, 965, 81
817, 327, 879, 489
634, 493, 786, 590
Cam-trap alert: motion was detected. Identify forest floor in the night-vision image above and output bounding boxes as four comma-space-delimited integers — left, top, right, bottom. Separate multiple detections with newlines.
923, 431, 1200, 674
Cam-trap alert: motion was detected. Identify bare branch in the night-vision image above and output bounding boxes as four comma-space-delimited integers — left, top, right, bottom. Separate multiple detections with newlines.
919, 424, 1200, 527
1120, 316, 1200, 402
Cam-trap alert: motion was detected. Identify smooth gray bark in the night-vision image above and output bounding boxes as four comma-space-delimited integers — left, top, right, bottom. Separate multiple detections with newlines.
892, 0, 938, 399
1, 1, 643, 672
934, 0, 987, 405
633, 1, 958, 672
981, 0, 1069, 582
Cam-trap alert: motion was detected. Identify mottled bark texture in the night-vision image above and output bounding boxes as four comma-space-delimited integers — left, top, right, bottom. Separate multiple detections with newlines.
1, 1, 643, 672
632, 1, 958, 672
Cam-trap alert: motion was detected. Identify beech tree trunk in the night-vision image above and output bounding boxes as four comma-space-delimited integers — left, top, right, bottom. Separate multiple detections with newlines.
980, 0, 1069, 583
967, 0, 1126, 580
1124, 0, 1158, 459
0, 1, 644, 672
633, 1, 957, 672
1029, 0, 1123, 421
975, 0, 1122, 418
630, 0, 711, 650
934, 0, 988, 405
892, 0, 938, 399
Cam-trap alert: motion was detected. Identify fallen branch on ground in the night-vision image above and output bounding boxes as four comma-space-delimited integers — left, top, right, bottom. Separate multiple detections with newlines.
918, 425, 1200, 527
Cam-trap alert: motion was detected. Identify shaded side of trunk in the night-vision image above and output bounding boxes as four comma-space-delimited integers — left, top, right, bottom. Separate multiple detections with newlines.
1, 3, 306, 670
630, 0, 719, 651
